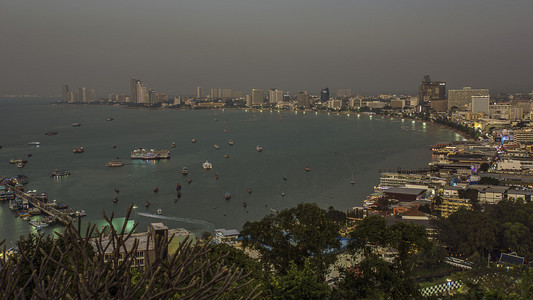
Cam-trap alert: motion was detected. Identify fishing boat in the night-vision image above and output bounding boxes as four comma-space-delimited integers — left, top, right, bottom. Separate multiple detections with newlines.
171, 142, 176, 148
248, 188, 252, 194
225, 193, 231, 200
113, 195, 118, 203
50, 169, 70, 177
145, 201, 150, 207
177, 191, 182, 198
157, 208, 162, 215
79, 210, 87, 217
106, 161, 124, 167
202, 160, 213, 170
191, 138, 197, 143
215, 173, 219, 180
73, 147, 84, 153
256, 145, 263, 152
224, 154, 230, 158
182, 167, 188, 175
9, 159, 27, 164
213, 144, 220, 149
106, 117, 114, 121
305, 166, 311, 172
72, 123, 81, 127
243, 201, 247, 207
153, 187, 159, 193
17, 162, 25, 168
281, 192, 286, 197
228, 140, 234, 145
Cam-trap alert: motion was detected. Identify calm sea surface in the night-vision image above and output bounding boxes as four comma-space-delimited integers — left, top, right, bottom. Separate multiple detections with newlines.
0, 98, 464, 243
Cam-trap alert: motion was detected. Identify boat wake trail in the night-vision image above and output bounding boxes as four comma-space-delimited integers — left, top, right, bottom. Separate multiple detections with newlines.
136, 212, 215, 231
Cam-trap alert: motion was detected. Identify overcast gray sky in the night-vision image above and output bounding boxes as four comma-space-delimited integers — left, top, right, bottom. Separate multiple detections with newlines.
1, 0, 532, 96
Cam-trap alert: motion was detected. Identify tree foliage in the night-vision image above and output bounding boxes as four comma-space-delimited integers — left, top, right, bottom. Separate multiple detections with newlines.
240, 203, 341, 276
0, 206, 261, 299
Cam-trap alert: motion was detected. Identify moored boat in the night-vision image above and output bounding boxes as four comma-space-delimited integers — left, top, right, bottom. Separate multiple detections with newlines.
202, 160, 212, 170
73, 147, 84, 153
157, 208, 162, 215
145, 201, 150, 207
224, 154, 229, 158
177, 191, 182, 198
17, 162, 25, 168
106, 117, 114, 121
113, 195, 118, 203
191, 138, 197, 143
213, 144, 220, 149
228, 140, 234, 145
72, 123, 81, 127
28, 141, 41, 146
182, 167, 188, 175
305, 166, 311, 172
171, 142, 176, 148
153, 187, 159, 193
176, 183, 181, 191
50, 169, 70, 177
9, 159, 27, 164
225, 193, 231, 200
248, 188, 252, 194
44, 131, 58, 136
106, 161, 124, 167
256, 145, 263, 152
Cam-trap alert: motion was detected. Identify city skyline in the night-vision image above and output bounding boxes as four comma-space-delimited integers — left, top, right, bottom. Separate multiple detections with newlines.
2, 1, 533, 96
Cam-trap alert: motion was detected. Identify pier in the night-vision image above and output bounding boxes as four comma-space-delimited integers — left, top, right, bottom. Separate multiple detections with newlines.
1, 180, 75, 226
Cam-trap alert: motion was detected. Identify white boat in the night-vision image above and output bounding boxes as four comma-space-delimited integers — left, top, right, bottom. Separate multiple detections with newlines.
28, 141, 40, 146
157, 208, 162, 215
256, 145, 263, 152
202, 160, 213, 170
213, 144, 220, 149
182, 167, 188, 175
191, 138, 197, 143
228, 140, 234, 145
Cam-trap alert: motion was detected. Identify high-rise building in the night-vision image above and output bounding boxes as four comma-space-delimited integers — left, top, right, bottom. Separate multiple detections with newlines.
196, 86, 202, 98
87, 89, 96, 102
251, 89, 264, 106
417, 75, 446, 112
268, 89, 284, 103
136, 81, 149, 104
448, 87, 490, 111
471, 96, 490, 115
130, 77, 137, 102
79, 87, 87, 103
222, 88, 232, 99
210, 88, 222, 99
232, 91, 243, 98
337, 89, 352, 99
68, 92, 78, 103
62, 84, 69, 102
246, 95, 252, 107
297, 91, 310, 107
320, 88, 330, 102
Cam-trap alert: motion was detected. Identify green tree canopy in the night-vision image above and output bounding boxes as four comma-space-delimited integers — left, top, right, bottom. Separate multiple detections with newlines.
240, 203, 341, 276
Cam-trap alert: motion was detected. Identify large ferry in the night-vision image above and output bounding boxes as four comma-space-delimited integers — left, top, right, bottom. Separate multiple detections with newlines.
130, 148, 170, 160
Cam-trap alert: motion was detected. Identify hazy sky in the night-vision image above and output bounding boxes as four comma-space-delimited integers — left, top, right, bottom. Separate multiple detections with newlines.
2, 0, 532, 96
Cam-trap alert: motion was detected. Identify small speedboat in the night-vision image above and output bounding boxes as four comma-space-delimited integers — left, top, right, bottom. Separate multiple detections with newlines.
215, 173, 219, 180
188, 177, 192, 184
17, 162, 25, 168
225, 193, 231, 200
106, 117, 114, 121
224, 154, 230, 158
243, 201, 247, 207
72, 123, 81, 127
202, 160, 212, 170
73, 147, 84, 153
28, 141, 41, 146
213, 144, 220, 149
113, 195, 118, 203
157, 208, 162, 215
177, 191, 182, 198
192, 138, 197, 143
281, 192, 286, 197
